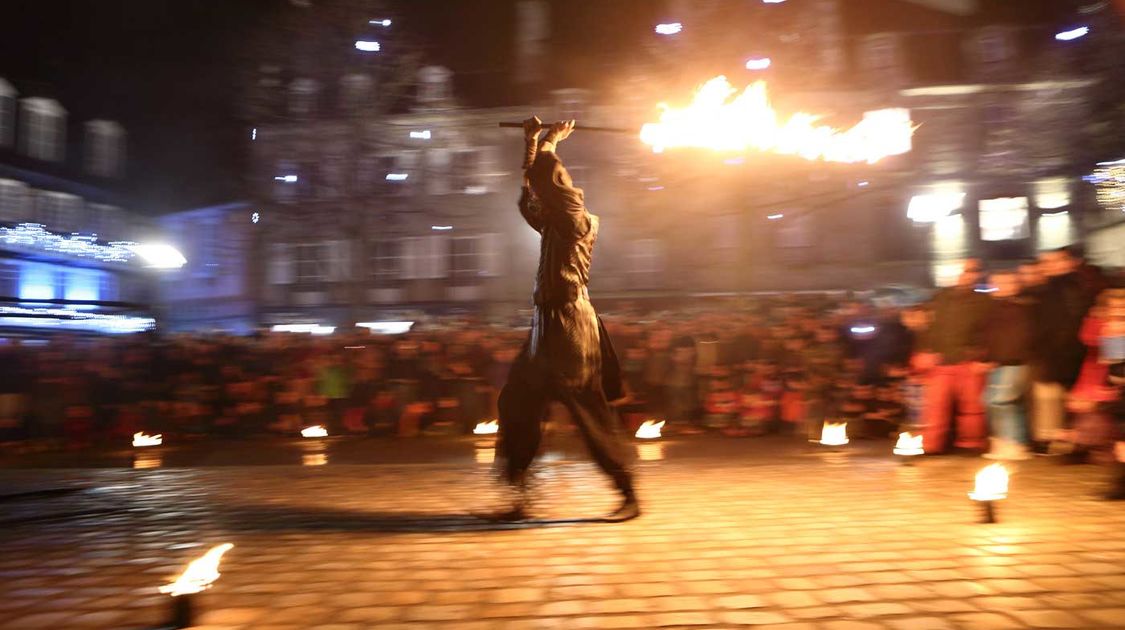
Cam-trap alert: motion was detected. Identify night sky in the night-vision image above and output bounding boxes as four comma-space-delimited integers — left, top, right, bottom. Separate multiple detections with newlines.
0, 0, 1077, 216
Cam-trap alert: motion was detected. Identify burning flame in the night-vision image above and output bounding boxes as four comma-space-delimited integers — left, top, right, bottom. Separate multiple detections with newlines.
819, 421, 849, 446
635, 419, 665, 439
970, 463, 1009, 501
640, 76, 915, 164
132, 432, 163, 447
300, 425, 328, 438
473, 420, 499, 435
893, 432, 924, 456
159, 543, 234, 597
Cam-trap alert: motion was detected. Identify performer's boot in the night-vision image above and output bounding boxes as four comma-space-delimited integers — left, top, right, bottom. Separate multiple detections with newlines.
486, 472, 532, 521
604, 486, 640, 522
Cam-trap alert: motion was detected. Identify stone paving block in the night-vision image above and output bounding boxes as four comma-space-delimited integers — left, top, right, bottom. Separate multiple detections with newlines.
839, 601, 914, 618
714, 594, 768, 609
717, 609, 794, 625
647, 610, 717, 626
1006, 609, 1089, 628
884, 616, 957, 630
1078, 608, 1125, 627
950, 612, 1028, 629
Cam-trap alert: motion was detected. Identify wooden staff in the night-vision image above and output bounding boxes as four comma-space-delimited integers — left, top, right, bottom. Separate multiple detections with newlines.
498, 122, 634, 135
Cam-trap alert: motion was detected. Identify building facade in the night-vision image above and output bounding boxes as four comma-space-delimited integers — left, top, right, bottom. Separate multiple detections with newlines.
237, 0, 1113, 333
0, 78, 163, 335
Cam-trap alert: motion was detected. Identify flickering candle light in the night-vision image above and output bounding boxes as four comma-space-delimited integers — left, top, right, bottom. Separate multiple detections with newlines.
300, 425, 328, 438
969, 463, 1009, 523
132, 432, 163, 447
893, 432, 924, 463
473, 419, 499, 435
819, 421, 849, 447
634, 419, 665, 439
160, 543, 233, 629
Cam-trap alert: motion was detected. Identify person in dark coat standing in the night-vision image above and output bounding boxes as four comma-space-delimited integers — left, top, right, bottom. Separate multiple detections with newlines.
1031, 248, 1094, 452
494, 117, 638, 522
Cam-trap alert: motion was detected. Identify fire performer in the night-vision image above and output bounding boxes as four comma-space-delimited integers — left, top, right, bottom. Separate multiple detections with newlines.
493, 117, 639, 522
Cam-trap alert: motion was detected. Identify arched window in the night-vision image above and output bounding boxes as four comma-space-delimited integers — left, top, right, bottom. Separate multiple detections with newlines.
0, 78, 15, 148
84, 120, 126, 178
417, 66, 452, 105
340, 74, 373, 113
20, 98, 66, 162
288, 78, 320, 117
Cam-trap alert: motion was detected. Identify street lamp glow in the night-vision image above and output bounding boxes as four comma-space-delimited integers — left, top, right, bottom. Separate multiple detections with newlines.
767, 213, 784, 220
386, 173, 409, 181
763, 0, 787, 3
129, 243, 187, 270
355, 40, 381, 52
409, 130, 432, 140
431, 225, 453, 231
654, 23, 683, 35
1055, 26, 1089, 41
745, 57, 772, 71
369, 19, 391, 26
274, 175, 297, 183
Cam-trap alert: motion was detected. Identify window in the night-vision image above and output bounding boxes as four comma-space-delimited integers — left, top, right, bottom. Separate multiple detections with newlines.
193, 220, 220, 278
36, 192, 82, 232
20, 98, 66, 162
979, 197, 1030, 241
451, 236, 482, 279
369, 240, 403, 284
0, 179, 31, 224
289, 78, 320, 117
325, 240, 350, 282
267, 243, 294, 285
92, 205, 124, 241
84, 120, 125, 178
417, 66, 452, 104
295, 243, 328, 283
402, 236, 448, 279
0, 78, 14, 148
426, 149, 452, 195
340, 74, 373, 113
627, 239, 664, 275
452, 149, 488, 194
0, 263, 17, 296
99, 274, 118, 301
864, 35, 898, 72
318, 156, 346, 199
775, 214, 816, 264
978, 29, 1011, 64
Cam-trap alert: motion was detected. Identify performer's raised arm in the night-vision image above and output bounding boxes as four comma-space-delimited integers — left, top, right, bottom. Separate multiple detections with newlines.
527, 120, 592, 240
517, 116, 545, 232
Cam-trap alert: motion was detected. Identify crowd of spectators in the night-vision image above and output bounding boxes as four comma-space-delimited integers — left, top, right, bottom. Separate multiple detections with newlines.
0, 248, 1121, 496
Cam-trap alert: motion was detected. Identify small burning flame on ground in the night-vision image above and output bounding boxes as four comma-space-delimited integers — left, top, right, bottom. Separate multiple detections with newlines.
132, 432, 163, 447
969, 463, 1009, 501
819, 421, 849, 446
473, 420, 499, 435
635, 420, 665, 439
300, 425, 328, 438
640, 76, 914, 164
893, 432, 924, 456
159, 543, 234, 597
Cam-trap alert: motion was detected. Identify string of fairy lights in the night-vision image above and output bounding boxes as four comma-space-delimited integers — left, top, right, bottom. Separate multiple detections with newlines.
0, 222, 139, 264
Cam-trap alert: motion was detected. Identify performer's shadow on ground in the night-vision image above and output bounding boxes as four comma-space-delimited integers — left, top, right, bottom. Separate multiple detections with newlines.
221, 504, 614, 533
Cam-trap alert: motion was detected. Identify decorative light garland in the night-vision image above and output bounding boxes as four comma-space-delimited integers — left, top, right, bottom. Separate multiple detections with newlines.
0, 223, 138, 264
1093, 159, 1124, 214
0, 305, 155, 334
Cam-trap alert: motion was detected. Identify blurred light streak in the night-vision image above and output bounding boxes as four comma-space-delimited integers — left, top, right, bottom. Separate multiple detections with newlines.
1055, 26, 1089, 41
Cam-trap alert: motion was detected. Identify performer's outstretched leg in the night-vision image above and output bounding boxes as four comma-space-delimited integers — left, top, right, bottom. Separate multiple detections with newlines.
495, 370, 549, 519
557, 385, 639, 521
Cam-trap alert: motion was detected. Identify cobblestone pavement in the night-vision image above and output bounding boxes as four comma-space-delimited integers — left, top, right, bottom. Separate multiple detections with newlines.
1, 440, 1124, 630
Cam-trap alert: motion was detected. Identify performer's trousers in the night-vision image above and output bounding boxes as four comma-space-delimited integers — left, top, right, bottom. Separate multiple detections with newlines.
498, 373, 635, 498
